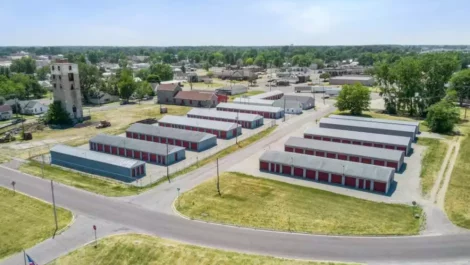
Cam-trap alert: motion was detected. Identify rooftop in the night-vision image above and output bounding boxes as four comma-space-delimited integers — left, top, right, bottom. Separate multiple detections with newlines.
250, 90, 284, 99
159, 115, 240, 131
260, 150, 394, 183
304, 127, 411, 146
0, 105, 12, 112
187, 108, 263, 122
330, 75, 373, 81
127, 123, 216, 142
51, 144, 144, 169
329, 114, 420, 128
158, 83, 180, 91
90, 134, 184, 155
174, 91, 215, 101
320, 118, 416, 134
217, 102, 284, 113
233, 98, 275, 106
285, 137, 403, 161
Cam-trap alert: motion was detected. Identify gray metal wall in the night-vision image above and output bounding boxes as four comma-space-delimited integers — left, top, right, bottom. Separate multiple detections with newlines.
167, 149, 186, 164
197, 137, 217, 151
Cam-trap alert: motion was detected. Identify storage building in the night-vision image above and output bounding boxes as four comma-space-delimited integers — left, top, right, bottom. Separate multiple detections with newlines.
319, 118, 416, 139
216, 85, 248, 95
158, 115, 241, 139
217, 102, 285, 119
126, 123, 216, 152
329, 75, 375, 86
328, 114, 420, 135
187, 108, 263, 129
259, 150, 394, 194
233, 97, 275, 106
304, 127, 412, 155
250, 90, 284, 100
284, 137, 404, 171
50, 144, 145, 182
89, 134, 185, 165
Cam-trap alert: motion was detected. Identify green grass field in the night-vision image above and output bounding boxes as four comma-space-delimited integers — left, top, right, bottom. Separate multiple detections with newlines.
177, 172, 423, 235
0, 187, 72, 259
20, 126, 277, 197
47, 234, 348, 265
417, 138, 449, 196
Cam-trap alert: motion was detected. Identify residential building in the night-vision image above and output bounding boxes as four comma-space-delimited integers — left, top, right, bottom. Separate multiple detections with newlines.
22, 101, 49, 115
50, 61, 83, 120
0, 105, 13, 120
156, 83, 183, 104
173, 91, 218, 108
89, 92, 120, 105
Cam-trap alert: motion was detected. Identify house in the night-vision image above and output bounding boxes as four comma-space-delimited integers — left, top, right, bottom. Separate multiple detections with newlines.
173, 68, 186, 80
156, 83, 183, 104
276, 95, 315, 110
38, 80, 53, 91
174, 91, 218, 108
0, 105, 13, 120
22, 101, 49, 115
89, 92, 120, 105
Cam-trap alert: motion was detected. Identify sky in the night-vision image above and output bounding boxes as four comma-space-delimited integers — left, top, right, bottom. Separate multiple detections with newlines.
1, 0, 469, 46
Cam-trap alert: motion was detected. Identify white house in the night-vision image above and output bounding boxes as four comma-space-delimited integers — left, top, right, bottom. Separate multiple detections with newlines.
0, 105, 13, 120
89, 92, 120, 105
22, 101, 49, 115
38, 80, 53, 91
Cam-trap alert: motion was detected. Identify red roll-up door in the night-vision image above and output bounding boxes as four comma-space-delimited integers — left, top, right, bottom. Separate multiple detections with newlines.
191, 143, 197, 150
387, 161, 398, 170
275, 164, 281, 173
318, 172, 328, 182
374, 160, 385, 166
365, 180, 371, 190
221, 131, 227, 138
153, 136, 158, 142
192, 127, 197, 131
186, 126, 191, 130
374, 181, 387, 193
285, 146, 294, 152
306, 170, 316, 179
112, 147, 118, 155
161, 138, 167, 144
397, 146, 407, 152
175, 140, 181, 146
349, 156, 359, 162
133, 133, 139, 139
352, 141, 362, 145
97, 144, 103, 151
316, 151, 325, 157
362, 158, 372, 164
126, 132, 132, 138
358, 179, 364, 189
157, 156, 161, 164
119, 148, 125, 156
146, 135, 152, 141
260, 161, 269, 170
323, 137, 331, 141
150, 154, 157, 163
282, 165, 291, 175
331, 174, 342, 184
374, 144, 384, 148
104, 145, 110, 153
294, 167, 303, 177
142, 152, 148, 161
345, 176, 356, 187
132, 168, 135, 177
313, 136, 321, 140
305, 150, 314, 155
338, 154, 347, 160
327, 153, 336, 159
161, 156, 166, 165
342, 140, 351, 144
332, 138, 341, 143
198, 128, 204, 132
168, 139, 174, 145
385, 145, 395, 150
295, 148, 304, 154
183, 141, 189, 148
363, 142, 372, 147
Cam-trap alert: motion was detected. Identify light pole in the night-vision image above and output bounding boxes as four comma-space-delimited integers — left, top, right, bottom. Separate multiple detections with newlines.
236, 111, 239, 145
11, 181, 16, 194
51, 180, 59, 238
166, 141, 170, 183
216, 158, 221, 196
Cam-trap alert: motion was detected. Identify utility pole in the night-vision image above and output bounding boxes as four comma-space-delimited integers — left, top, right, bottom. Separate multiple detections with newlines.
236, 111, 239, 145
216, 158, 221, 196
166, 141, 170, 183
50, 180, 59, 238
11, 181, 16, 194
41, 155, 45, 178
283, 96, 286, 122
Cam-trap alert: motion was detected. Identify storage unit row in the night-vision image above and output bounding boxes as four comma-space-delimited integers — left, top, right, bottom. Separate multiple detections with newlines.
329, 114, 420, 135
50, 144, 146, 182
320, 118, 416, 139
158, 115, 241, 139
232, 97, 275, 106
259, 151, 394, 194
249, 90, 284, 100
217, 103, 285, 119
187, 108, 263, 129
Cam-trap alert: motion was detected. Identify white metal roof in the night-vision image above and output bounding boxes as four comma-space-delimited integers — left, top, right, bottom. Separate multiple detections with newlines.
260, 150, 394, 183
127, 123, 216, 142
320, 118, 416, 134
285, 137, 403, 161
90, 134, 184, 155
187, 108, 263, 122
159, 115, 240, 131
329, 114, 420, 127
304, 127, 411, 147
217, 102, 284, 113
233, 97, 275, 106
330, 75, 373, 81
51, 144, 144, 168
250, 90, 284, 99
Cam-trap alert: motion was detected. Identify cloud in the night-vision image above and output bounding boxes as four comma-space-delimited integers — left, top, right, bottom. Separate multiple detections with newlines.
261, 0, 338, 34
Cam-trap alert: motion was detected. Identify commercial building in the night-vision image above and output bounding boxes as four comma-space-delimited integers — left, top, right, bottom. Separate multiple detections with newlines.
126, 123, 217, 152
250, 90, 284, 100
50, 61, 83, 121
259, 150, 394, 194
174, 91, 218, 108
304, 127, 412, 155
158, 115, 241, 139
320, 118, 416, 139
285, 137, 404, 171
89, 134, 185, 165
50, 144, 145, 182
329, 75, 375, 86
217, 102, 285, 119
273, 95, 315, 114
187, 108, 263, 129
233, 97, 275, 106
328, 114, 420, 135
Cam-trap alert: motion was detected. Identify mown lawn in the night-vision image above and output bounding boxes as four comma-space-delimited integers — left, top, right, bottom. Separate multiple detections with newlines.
47, 234, 349, 265
0, 187, 72, 259
417, 138, 449, 196
20, 126, 277, 197
177, 172, 423, 235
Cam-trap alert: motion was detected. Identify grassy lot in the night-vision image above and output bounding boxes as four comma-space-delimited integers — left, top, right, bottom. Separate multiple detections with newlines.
0, 187, 72, 259
445, 108, 470, 228
177, 172, 423, 235
48, 234, 347, 265
417, 138, 449, 196
20, 126, 277, 197
229, 90, 264, 101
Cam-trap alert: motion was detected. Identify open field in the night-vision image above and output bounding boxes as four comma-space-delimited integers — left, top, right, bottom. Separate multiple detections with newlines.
20, 126, 277, 197
47, 234, 347, 265
445, 108, 470, 228
229, 90, 264, 101
417, 138, 449, 196
177, 172, 423, 235
0, 186, 72, 259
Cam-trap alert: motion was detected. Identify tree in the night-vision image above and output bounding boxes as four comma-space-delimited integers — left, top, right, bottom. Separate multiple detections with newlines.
45, 101, 72, 125
312, 59, 325, 69
78, 63, 100, 103
135, 81, 153, 101
149, 63, 173, 81
118, 69, 136, 102
320, 73, 330, 80
202, 62, 210, 71
10, 57, 36, 74
36, 66, 50, 81
136, 69, 150, 80
181, 63, 186, 73
244, 58, 254, 65
146, 74, 161, 84
87, 51, 99, 64
272, 57, 283, 68
206, 71, 214, 78
426, 99, 460, 133
449, 69, 470, 106
0, 96, 4, 105
10, 73, 46, 99
335, 83, 371, 115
